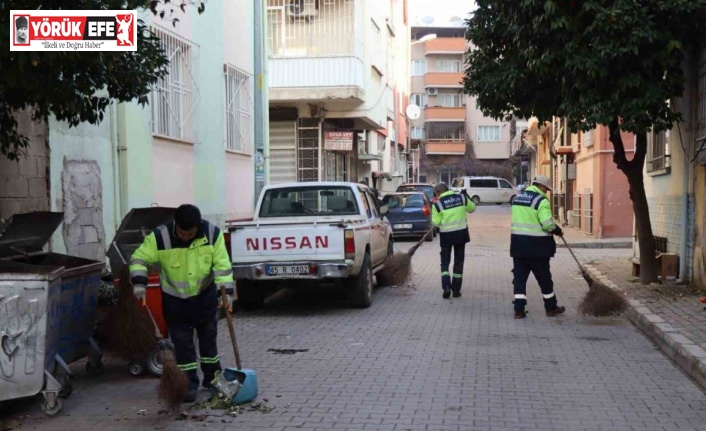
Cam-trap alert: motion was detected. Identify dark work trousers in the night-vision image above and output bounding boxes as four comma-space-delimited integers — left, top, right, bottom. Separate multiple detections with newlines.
440, 244, 466, 292
168, 315, 222, 390
512, 258, 558, 312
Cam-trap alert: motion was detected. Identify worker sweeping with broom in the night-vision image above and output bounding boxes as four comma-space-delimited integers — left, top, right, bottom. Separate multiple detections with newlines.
129, 204, 234, 404
510, 175, 566, 319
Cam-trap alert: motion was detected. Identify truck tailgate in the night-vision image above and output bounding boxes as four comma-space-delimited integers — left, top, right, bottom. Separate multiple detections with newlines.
231, 223, 345, 263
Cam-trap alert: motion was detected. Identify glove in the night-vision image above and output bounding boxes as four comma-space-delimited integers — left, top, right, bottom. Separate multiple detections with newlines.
551, 226, 564, 237
460, 188, 469, 196
133, 285, 146, 300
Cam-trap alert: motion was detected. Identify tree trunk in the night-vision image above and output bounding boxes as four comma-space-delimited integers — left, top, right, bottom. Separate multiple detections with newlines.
608, 119, 658, 284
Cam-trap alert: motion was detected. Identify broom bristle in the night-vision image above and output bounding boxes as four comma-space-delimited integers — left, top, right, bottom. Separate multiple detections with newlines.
577, 278, 627, 317
104, 268, 157, 360
378, 252, 413, 287
158, 349, 189, 411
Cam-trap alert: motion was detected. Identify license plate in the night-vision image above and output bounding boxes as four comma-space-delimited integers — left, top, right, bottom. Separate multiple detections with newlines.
265, 265, 310, 276
393, 224, 413, 229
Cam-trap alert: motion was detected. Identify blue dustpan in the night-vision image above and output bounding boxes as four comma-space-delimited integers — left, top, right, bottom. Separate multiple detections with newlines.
220, 287, 259, 405
223, 367, 258, 404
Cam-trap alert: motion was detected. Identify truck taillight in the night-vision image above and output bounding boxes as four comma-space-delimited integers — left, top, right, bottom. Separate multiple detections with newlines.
344, 229, 355, 260
422, 205, 430, 217
224, 232, 232, 259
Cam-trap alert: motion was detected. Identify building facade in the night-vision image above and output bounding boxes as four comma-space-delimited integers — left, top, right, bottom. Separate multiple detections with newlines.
266, 0, 410, 193
410, 26, 513, 185
2, 1, 260, 263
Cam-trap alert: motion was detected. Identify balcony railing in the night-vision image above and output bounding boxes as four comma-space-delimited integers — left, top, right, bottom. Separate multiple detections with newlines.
424, 107, 465, 121
424, 73, 463, 88
424, 37, 466, 54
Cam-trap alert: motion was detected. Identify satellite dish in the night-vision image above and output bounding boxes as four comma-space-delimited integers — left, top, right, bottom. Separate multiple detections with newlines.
406, 104, 421, 120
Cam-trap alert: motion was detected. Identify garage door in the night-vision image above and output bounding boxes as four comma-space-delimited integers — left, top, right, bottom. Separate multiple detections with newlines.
269, 121, 297, 184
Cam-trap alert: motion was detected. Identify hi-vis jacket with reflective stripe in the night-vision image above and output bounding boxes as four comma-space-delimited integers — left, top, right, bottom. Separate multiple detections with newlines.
510, 185, 557, 259
129, 221, 234, 324
432, 190, 476, 247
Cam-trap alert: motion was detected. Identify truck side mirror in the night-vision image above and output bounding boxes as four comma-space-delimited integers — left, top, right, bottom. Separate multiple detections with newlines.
379, 205, 390, 216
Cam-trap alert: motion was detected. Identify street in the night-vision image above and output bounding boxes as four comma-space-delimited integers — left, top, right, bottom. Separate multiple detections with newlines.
7, 206, 706, 431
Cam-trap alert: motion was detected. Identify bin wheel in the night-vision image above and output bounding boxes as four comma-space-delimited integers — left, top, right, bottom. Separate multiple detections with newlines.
128, 361, 145, 376
147, 342, 173, 377
86, 360, 103, 377
58, 376, 73, 398
40, 398, 63, 416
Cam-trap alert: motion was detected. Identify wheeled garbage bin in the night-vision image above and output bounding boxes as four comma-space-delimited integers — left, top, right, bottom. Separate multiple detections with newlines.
0, 212, 104, 416
106, 207, 176, 377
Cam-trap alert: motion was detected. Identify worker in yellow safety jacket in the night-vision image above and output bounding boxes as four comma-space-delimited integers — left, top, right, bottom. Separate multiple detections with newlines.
510, 175, 566, 319
432, 182, 476, 299
129, 204, 234, 403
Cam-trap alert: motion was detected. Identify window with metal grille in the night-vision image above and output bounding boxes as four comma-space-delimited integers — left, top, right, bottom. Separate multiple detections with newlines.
426, 122, 465, 140
150, 26, 199, 142
266, 0, 357, 57
477, 125, 501, 142
298, 118, 320, 182
224, 64, 253, 153
647, 130, 670, 172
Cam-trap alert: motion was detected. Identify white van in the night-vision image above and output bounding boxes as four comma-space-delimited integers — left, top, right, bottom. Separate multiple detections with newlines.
450, 176, 518, 205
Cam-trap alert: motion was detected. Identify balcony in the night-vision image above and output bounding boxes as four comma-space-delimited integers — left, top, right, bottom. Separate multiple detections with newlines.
269, 56, 365, 102
425, 140, 467, 155
424, 73, 463, 89
424, 107, 465, 121
424, 37, 466, 55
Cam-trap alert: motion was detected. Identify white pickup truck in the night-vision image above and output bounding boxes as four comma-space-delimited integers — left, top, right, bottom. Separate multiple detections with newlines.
227, 182, 394, 309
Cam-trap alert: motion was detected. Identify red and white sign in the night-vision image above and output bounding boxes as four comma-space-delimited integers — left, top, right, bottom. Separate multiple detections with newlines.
10, 10, 137, 52
324, 131, 354, 151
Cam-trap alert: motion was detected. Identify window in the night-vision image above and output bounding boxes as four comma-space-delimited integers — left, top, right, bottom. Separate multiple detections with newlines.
426, 122, 465, 140
359, 188, 371, 218
259, 186, 359, 217
366, 192, 379, 217
436, 60, 461, 73
438, 94, 462, 108
150, 26, 199, 142
648, 130, 670, 173
500, 179, 514, 189
411, 127, 424, 140
370, 19, 384, 74
452, 178, 465, 188
477, 125, 501, 142
470, 179, 499, 188
411, 60, 427, 76
411, 93, 427, 108
224, 64, 253, 153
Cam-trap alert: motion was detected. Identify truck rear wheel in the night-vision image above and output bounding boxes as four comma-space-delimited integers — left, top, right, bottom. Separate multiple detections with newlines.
348, 252, 373, 308
236, 280, 266, 310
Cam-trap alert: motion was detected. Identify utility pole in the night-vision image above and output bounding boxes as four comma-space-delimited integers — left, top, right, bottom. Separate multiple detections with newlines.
253, 0, 268, 206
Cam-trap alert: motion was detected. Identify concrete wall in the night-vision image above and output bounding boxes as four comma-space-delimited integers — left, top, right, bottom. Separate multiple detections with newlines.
47, 114, 116, 262
466, 96, 511, 160
0, 110, 49, 221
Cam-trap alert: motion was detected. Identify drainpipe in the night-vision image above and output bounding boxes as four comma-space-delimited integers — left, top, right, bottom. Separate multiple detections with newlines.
254, 0, 267, 206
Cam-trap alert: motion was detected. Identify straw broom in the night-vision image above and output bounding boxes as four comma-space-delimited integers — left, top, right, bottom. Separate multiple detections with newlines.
157, 339, 188, 411
377, 228, 434, 287
560, 236, 627, 316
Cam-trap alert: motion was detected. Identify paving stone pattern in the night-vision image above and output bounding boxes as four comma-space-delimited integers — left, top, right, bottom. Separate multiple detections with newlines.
5, 206, 706, 431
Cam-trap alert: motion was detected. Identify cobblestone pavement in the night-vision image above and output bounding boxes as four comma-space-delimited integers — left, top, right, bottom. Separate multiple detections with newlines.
5, 206, 706, 431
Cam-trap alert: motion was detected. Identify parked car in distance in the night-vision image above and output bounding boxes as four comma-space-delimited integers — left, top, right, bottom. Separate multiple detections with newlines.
450, 176, 518, 205
396, 183, 437, 203
382, 192, 434, 242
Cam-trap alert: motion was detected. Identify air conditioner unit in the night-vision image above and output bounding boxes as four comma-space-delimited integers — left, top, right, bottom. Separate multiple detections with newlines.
426, 88, 438, 95
288, 0, 318, 19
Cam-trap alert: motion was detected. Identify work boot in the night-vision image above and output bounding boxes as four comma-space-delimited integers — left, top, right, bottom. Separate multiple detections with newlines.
443, 288, 451, 299
452, 291, 461, 298
546, 306, 566, 317
184, 388, 198, 403
514, 310, 526, 319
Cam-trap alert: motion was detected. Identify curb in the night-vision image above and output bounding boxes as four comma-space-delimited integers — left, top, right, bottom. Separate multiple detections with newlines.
583, 264, 706, 390
557, 241, 632, 249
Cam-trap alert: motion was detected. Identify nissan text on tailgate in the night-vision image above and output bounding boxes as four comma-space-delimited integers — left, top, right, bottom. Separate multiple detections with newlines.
228, 182, 393, 309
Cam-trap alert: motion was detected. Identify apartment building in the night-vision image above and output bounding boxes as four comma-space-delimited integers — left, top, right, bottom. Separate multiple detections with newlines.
409, 26, 513, 185
266, 0, 410, 192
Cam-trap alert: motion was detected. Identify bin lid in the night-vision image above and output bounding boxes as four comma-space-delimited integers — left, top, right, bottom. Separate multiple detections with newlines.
106, 207, 176, 277
0, 212, 64, 259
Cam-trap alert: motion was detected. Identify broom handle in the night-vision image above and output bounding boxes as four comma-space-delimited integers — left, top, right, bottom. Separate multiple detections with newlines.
220, 285, 243, 370
560, 235, 585, 273
408, 227, 435, 255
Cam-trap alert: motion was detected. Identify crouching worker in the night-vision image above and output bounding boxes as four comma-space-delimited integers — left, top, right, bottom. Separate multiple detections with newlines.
129, 204, 234, 402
